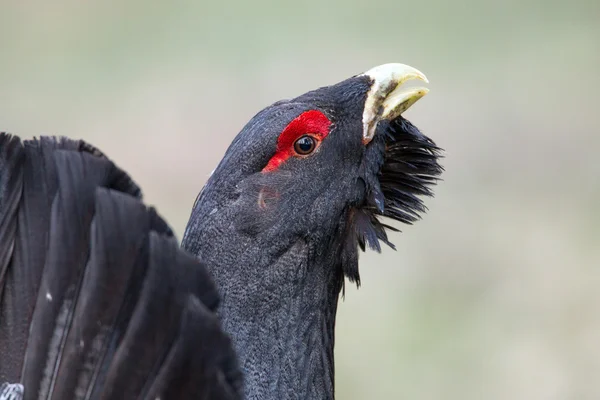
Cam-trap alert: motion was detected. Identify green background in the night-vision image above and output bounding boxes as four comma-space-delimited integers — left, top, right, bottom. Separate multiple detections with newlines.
2, 1, 599, 398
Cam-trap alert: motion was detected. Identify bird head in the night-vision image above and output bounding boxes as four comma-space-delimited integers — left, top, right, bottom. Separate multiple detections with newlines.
185, 63, 442, 284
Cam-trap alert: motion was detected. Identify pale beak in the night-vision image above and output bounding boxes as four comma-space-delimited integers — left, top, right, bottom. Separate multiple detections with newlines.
360, 63, 429, 144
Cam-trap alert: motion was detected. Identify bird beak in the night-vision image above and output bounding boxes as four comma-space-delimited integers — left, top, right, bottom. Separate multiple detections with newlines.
361, 63, 429, 144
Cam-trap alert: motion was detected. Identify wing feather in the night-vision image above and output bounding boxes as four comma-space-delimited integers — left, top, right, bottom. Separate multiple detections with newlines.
0, 133, 241, 400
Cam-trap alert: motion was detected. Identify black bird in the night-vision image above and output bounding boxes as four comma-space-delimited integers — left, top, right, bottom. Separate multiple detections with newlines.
0, 63, 443, 400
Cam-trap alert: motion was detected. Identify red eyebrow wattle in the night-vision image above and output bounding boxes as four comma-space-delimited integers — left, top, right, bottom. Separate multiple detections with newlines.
262, 110, 331, 172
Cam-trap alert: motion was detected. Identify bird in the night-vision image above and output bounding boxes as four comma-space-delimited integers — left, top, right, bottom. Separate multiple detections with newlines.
0, 63, 443, 400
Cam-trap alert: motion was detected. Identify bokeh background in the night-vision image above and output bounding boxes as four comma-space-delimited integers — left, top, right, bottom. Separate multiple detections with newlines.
1, 1, 599, 398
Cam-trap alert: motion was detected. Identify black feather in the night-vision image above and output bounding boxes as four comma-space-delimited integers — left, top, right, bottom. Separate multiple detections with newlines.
0, 134, 23, 300
143, 294, 242, 400
0, 133, 241, 400
342, 117, 444, 283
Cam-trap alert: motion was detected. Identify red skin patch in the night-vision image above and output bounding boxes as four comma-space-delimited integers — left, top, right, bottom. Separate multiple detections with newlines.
262, 110, 332, 172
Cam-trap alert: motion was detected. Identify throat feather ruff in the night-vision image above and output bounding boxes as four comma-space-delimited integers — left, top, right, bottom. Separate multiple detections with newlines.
341, 117, 443, 284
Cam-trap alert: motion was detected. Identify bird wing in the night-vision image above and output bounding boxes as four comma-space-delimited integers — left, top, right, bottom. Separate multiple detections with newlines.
0, 133, 242, 400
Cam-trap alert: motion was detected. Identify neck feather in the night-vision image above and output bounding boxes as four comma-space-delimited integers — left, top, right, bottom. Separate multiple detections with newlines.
182, 201, 343, 400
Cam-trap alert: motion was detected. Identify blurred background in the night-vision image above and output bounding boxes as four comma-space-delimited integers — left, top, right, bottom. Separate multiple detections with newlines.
1, 0, 599, 398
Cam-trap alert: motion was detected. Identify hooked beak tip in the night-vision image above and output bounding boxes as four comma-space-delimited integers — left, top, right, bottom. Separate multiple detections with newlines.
361, 63, 429, 144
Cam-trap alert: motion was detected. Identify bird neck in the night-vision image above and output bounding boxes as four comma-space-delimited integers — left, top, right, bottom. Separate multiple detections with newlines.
182, 201, 343, 400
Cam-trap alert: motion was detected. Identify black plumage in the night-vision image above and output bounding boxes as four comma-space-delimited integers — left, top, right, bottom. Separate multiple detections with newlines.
341, 116, 444, 283
1, 65, 443, 400
0, 134, 241, 400
181, 73, 443, 399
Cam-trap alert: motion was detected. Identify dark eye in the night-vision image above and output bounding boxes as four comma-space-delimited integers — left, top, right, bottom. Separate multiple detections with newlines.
293, 135, 317, 155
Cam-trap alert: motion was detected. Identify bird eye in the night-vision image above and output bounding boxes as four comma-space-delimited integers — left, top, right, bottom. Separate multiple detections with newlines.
293, 135, 317, 155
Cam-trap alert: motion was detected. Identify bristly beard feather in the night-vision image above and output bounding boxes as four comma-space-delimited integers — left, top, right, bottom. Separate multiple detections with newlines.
341, 116, 444, 286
